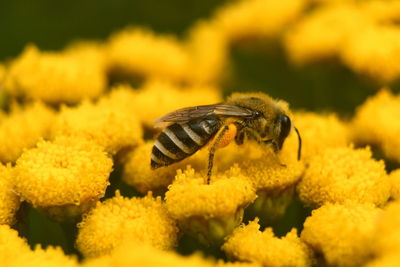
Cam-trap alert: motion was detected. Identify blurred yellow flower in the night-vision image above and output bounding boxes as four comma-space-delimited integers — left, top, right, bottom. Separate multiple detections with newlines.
106, 27, 188, 82
284, 3, 369, 64
301, 202, 381, 267
0, 163, 19, 225
83, 242, 215, 267
214, 0, 306, 42
341, 25, 400, 81
352, 89, 400, 162
0, 101, 55, 163
372, 201, 400, 257
14, 136, 112, 214
297, 146, 390, 207
103, 81, 221, 128
365, 254, 400, 267
52, 99, 142, 155
289, 111, 350, 163
4, 44, 106, 104
165, 166, 256, 245
76, 192, 178, 258
223, 219, 313, 267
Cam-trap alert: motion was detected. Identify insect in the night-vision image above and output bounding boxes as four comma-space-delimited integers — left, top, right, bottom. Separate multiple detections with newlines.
151, 92, 302, 183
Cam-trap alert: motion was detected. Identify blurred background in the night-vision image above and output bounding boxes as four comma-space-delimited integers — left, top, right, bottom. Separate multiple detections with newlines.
1, 0, 392, 114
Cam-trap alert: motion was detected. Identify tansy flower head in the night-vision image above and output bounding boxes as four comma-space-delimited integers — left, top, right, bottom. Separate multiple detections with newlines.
223, 219, 314, 267
76, 192, 178, 258
213, 0, 306, 42
371, 201, 400, 257
103, 81, 221, 128
287, 111, 350, 163
341, 25, 400, 82
284, 3, 371, 64
3, 44, 106, 104
106, 27, 188, 82
165, 166, 256, 246
0, 101, 55, 163
184, 21, 228, 85
297, 146, 390, 207
352, 89, 400, 162
0, 163, 20, 225
301, 202, 381, 267
0, 224, 30, 256
365, 254, 400, 267
14, 136, 112, 217
52, 99, 143, 155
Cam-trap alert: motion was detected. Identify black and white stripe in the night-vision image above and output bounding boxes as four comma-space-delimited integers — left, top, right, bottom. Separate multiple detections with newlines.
151, 119, 221, 169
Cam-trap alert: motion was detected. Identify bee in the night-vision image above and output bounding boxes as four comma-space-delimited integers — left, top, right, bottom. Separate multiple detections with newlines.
151, 92, 302, 183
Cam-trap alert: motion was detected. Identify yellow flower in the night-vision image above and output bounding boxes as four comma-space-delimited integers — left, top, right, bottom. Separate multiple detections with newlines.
184, 22, 228, 85
4, 44, 106, 104
83, 243, 215, 267
102, 81, 221, 127
297, 146, 390, 207
301, 202, 381, 267
14, 136, 112, 217
0, 101, 55, 163
214, 0, 306, 42
106, 27, 188, 82
76, 192, 178, 258
341, 25, 400, 81
284, 3, 370, 64
52, 99, 143, 155
365, 254, 400, 267
289, 111, 350, 163
0, 163, 20, 225
223, 219, 314, 267
165, 166, 256, 246
0, 224, 30, 256
372, 201, 400, 257
352, 89, 400, 162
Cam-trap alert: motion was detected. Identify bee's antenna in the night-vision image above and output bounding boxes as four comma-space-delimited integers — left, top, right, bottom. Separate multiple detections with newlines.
294, 127, 302, 161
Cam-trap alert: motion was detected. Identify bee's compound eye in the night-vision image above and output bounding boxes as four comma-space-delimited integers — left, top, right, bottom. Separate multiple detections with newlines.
278, 114, 291, 141
253, 111, 262, 117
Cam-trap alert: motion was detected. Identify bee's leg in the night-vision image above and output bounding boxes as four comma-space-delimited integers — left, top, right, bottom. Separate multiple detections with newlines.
263, 140, 286, 167
207, 124, 237, 183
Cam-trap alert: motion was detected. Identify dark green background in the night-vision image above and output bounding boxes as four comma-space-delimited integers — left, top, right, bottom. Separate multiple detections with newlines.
2, 0, 398, 260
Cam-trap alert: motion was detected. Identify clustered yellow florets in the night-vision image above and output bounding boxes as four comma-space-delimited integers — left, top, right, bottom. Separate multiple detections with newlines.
4, 44, 106, 104
223, 219, 313, 267
0, 101, 56, 163
14, 136, 113, 208
76, 192, 178, 258
352, 89, 400, 162
298, 146, 390, 207
301, 202, 381, 267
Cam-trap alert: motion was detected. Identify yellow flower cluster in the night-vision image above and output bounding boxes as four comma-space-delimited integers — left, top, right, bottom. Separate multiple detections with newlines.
0, 101, 55, 163
0, 225, 78, 267
352, 89, 400, 162
285, 0, 400, 81
4, 44, 106, 104
298, 146, 390, 207
223, 219, 313, 267
301, 202, 380, 267
14, 136, 112, 213
76, 192, 178, 258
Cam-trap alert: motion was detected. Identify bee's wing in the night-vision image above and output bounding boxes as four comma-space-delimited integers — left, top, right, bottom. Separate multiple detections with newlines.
154, 104, 254, 128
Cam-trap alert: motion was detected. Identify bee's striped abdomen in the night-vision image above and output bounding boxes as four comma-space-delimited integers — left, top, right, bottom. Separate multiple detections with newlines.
151, 119, 221, 169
